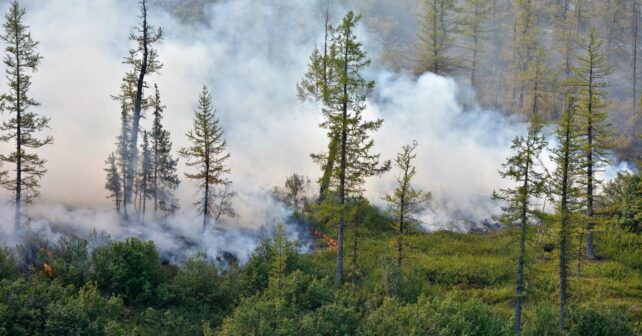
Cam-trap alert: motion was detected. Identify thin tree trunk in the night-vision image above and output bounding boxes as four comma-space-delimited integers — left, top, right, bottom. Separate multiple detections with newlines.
633, 1, 639, 112
153, 139, 159, 213
336, 34, 349, 285
127, 0, 150, 209
559, 106, 572, 331
317, 5, 333, 203
203, 157, 210, 233
351, 218, 359, 285
514, 159, 530, 334
14, 35, 21, 231
586, 65, 596, 260
397, 199, 405, 270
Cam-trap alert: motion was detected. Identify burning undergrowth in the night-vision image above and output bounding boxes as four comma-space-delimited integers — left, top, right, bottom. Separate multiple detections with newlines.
1, 199, 315, 271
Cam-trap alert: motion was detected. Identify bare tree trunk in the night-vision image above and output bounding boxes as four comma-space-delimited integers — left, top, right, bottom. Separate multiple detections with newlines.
397, 199, 405, 270
203, 156, 210, 233
559, 107, 572, 331
127, 0, 150, 209
514, 159, 530, 335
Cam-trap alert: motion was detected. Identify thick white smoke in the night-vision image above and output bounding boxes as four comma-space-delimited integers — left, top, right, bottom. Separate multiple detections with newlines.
0, 0, 625, 259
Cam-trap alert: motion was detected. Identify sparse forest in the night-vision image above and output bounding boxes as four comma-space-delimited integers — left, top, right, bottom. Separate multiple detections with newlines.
0, 0, 640, 335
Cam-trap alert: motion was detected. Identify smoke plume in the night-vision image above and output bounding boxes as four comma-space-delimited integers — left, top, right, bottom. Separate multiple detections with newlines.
0, 0, 628, 261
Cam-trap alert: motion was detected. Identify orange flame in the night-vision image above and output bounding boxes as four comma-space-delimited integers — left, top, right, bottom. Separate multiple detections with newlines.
39, 247, 54, 279
311, 230, 337, 252
43, 262, 54, 279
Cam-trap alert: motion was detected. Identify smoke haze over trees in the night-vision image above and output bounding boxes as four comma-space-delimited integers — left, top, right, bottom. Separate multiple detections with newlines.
0, 0, 639, 334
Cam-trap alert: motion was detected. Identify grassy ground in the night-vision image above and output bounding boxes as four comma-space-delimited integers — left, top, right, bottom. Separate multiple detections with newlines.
302, 220, 642, 332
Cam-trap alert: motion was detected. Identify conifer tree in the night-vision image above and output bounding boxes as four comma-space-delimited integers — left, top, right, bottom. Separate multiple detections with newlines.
136, 131, 152, 218
116, 0, 163, 210
114, 99, 132, 218
149, 84, 179, 215
510, 0, 541, 112
297, 2, 331, 104
523, 46, 551, 117
493, 118, 547, 334
384, 140, 431, 270
456, 0, 492, 88
298, 4, 338, 203
269, 223, 292, 298
417, 0, 457, 75
549, 96, 583, 331
0, 1, 52, 229
552, 5, 578, 118
312, 12, 390, 285
105, 153, 122, 213
569, 28, 613, 261
179, 86, 232, 232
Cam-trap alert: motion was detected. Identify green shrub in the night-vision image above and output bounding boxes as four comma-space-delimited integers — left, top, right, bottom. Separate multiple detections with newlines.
299, 303, 359, 336
45, 282, 125, 336
361, 296, 510, 336
92, 238, 162, 305
522, 306, 562, 336
52, 235, 91, 288
0, 246, 16, 280
568, 305, 633, 336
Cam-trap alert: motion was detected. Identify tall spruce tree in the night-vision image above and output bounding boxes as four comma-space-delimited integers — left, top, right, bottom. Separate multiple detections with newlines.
569, 28, 613, 261
549, 96, 583, 331
0, 1, 52, 229
311, 11, 390, 285
105, 152, 122, 213
179, 86, 232, 232
116, 0, 162, 211
417, 0, 457, 75
493, 118, 547, 334
384, 140, 431, 270
149, 84, 179, 215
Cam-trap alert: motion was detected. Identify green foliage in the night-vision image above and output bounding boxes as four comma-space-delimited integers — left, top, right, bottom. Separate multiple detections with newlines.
161, 254, 235, 326
179, 85, 234, 230
0, 225, 639, 335
0, 247, 16, 280
298, 303, 359, 336
601, 171, 641, 233
567, 305, 634, 336
0, 277, 70, 335
523, 306, 563, 336
149, 84, 180, 215
105, 152, 123, 212
92, 238, 162, 305
44, 283, 125, 336
362, 296, 510, 335
51, 235, 91, 288
417, 0, 457, 74
0, 1, 53, 213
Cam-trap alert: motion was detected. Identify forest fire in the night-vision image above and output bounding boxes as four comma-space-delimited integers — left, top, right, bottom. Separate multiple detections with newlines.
312, 230, 337, 252
40, 248, 54, 279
